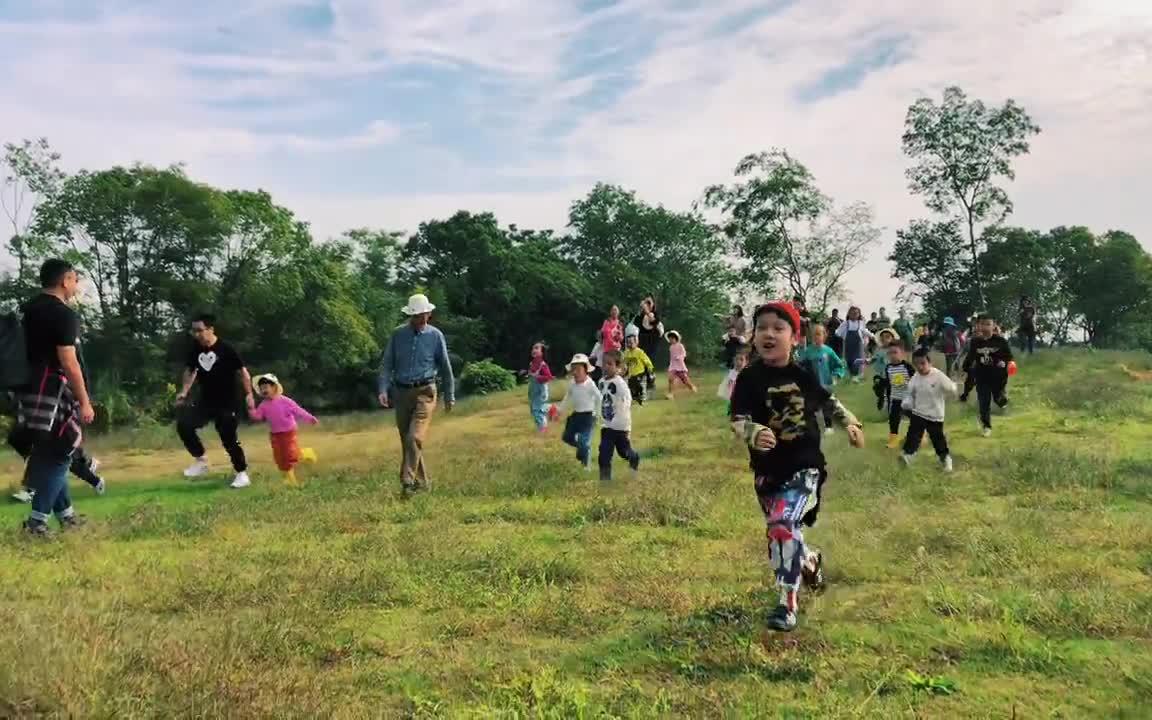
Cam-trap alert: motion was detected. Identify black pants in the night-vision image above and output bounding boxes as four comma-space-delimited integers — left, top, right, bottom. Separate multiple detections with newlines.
903, 414, 949, 458
627, 376, 647, 405
888, 400, 905, 435
872, 376, 886, 410
723, 337, 744, 368
599, 427, 639, 480
975, 372, 1008, 429
177, 405, 247, 472
8, 427, 101, 489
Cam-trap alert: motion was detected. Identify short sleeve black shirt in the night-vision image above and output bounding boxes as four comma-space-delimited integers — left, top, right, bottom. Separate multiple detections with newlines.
186, 339, 245, 409
22, 293, 79, 372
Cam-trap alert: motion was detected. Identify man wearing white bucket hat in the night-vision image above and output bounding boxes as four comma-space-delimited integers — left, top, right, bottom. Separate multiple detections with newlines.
377, 294, 455, 494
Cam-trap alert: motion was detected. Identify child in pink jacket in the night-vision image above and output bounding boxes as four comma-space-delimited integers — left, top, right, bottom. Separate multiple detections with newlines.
249, 374, 318, 486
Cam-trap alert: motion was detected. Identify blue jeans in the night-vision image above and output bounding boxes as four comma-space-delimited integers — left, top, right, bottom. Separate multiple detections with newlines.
27, 454, 73, 523
562, 412, 595, 465
528, 382, 550, 430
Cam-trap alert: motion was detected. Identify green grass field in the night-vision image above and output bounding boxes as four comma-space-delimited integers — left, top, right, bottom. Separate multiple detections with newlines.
2, 349, 1152, 718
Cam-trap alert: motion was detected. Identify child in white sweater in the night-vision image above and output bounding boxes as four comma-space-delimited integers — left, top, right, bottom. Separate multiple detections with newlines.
557, 354, 603, 470
900, 347, 957, 472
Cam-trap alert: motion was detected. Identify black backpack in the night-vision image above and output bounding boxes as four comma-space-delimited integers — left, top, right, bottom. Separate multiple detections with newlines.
0, 311, 30, 390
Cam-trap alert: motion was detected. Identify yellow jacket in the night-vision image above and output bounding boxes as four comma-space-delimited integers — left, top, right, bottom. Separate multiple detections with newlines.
622, 347, 654, 379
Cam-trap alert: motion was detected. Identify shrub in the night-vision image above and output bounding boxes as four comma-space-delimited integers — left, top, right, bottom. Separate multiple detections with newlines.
459, 359, 516, 396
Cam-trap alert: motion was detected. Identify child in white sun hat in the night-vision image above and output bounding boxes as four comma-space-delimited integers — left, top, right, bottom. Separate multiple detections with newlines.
556, 354, 602, 470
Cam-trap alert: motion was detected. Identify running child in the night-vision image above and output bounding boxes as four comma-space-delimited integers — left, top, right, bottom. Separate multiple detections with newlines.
835, 305, 873, 383
940, 317, 963, 376
248, 374, 318, 486
557, 353, 601, 471
622, 325, 655, 405
717, 347, 750, 407
598, 351, 641, 481
525, 341, 554, 432
900, 348, 956, 471
879, 343, 914, 449
664, 330, 698, 399
870, 327, 899, 410
730, 301, 865, 632
796, 324, 846, 435
961, 314, 1013, 437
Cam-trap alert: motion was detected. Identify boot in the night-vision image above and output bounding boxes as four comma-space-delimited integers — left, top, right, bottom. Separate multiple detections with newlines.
300, 448, 318, 463
282, 469, 300, 487
887, 433, 900, 449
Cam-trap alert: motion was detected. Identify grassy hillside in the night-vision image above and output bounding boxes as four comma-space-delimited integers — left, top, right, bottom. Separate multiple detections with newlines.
2, 349, 1151, 718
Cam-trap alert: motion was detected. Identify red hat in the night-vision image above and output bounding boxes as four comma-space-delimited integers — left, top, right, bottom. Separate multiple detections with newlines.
753, 301, 802, 336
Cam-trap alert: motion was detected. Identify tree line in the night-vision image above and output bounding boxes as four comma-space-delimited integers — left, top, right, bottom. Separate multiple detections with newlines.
3, 85, 1150, 428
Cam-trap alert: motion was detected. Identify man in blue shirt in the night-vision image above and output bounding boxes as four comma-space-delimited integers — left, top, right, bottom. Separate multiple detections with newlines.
377, 294, 455, 494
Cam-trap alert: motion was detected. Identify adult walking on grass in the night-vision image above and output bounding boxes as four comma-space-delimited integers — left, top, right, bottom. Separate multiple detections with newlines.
12, 259, 95, 536
176, 313, 255, 489
378, 294, 455, 496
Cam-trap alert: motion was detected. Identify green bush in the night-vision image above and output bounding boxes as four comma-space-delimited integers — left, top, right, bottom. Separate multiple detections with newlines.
459, 359, 516, 396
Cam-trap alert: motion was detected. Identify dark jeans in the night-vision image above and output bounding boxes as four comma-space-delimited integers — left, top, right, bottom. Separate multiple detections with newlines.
177, 405, 247, 472
27, 454, 72, 522
1020, 329, 1036, 354
903, 414, 949, 458
723, 337, 745, 368
888, 400, 905, 435
562, 412, 595, 466
599, 428, 639, 480
8, 428, 100, 489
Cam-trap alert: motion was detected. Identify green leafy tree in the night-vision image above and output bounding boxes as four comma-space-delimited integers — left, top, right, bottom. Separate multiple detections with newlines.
888, 219, 976, 322
1, 138, 66, 306
902, 86, 1040, 305
1053, 229, 1152, 346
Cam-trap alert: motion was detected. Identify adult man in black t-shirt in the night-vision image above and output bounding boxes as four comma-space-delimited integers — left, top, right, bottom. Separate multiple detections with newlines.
175, 313, 255, 488
11, 259, 95, 535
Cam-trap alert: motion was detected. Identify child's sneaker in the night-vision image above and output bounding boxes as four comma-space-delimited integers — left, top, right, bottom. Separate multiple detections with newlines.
11, 488, 34, 503
887, 433, 900, 449
59, 514, 87, 530
230, 472, 251, 489
958, 392, 969, 403
981, 427, 992, 438
300, 448, 318, 463
942, 455, 954, 472
801, 550, 825, 591
900, 453, 914, 467
766, 604, 797, 632
94, 477, 106, 495
22, 519, 52, 537
183, 458, 210, 478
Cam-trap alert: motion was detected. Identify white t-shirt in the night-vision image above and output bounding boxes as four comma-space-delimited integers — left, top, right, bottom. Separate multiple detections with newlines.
559, 377, 602, 414
599, 375, 633, 431
902, 367, 958, 422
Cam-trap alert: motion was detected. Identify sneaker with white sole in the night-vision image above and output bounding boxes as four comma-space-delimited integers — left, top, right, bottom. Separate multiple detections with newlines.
12, 489, 34, 503
230, 472, 251, 489
823, 427, 835, 436
981, 427, 992, 438
95, 477, 106, 495
184, 459, 210, 478
942, 455, 954, 472
900, 453, 914, 467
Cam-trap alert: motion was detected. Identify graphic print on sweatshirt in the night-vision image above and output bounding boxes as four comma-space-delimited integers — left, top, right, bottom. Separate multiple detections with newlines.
764, 382, 807, 442
601, 380, 619, 422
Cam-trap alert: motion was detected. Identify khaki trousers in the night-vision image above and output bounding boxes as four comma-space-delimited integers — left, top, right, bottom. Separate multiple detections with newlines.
394, 384, 437, 489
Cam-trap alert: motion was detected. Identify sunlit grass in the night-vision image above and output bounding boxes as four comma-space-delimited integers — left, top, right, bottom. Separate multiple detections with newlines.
1, 349, 1150, 718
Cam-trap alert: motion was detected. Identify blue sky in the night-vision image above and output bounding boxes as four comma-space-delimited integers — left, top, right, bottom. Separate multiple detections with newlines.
2, 0, 1150, 311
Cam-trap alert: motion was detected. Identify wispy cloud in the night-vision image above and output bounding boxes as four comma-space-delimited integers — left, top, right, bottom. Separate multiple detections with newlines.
1, 0, 1150, 312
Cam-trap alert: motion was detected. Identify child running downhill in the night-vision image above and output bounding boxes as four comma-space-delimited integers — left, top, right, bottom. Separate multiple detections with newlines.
557, 354, 602, 471
836, 306, 873, 383
870, 328, 899, 410
962, 314, 1013, 437
664, 330, 698, 399
795, 325, 846, 435
621, 325, 655, 405
598, 351, 641, 481
730, 301, 865, 633
880, 343, 915, 449
900, 348, 956, 472
526, 342, 554, 433
249, 374, 318, 486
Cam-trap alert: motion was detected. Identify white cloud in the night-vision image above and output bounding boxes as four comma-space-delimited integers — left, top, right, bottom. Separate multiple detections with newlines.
1, 0, 1150, 316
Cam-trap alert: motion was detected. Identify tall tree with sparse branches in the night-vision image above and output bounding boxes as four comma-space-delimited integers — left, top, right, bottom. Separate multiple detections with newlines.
901, 86, 1040, 306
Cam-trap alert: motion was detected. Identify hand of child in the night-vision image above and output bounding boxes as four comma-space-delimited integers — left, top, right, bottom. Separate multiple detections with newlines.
754, 428, 777, 451
847, 424, 865, 448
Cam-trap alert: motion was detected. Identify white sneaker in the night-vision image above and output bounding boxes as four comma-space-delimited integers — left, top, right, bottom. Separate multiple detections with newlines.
184, 459, 210, 478
11, 489, 34, 503
981, 427, 992, 438
230, 472, 251, 489
942, 456, 954, 472
95, 477, 106, 495
900, 453, 914, 467
823, 427, 835, 436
